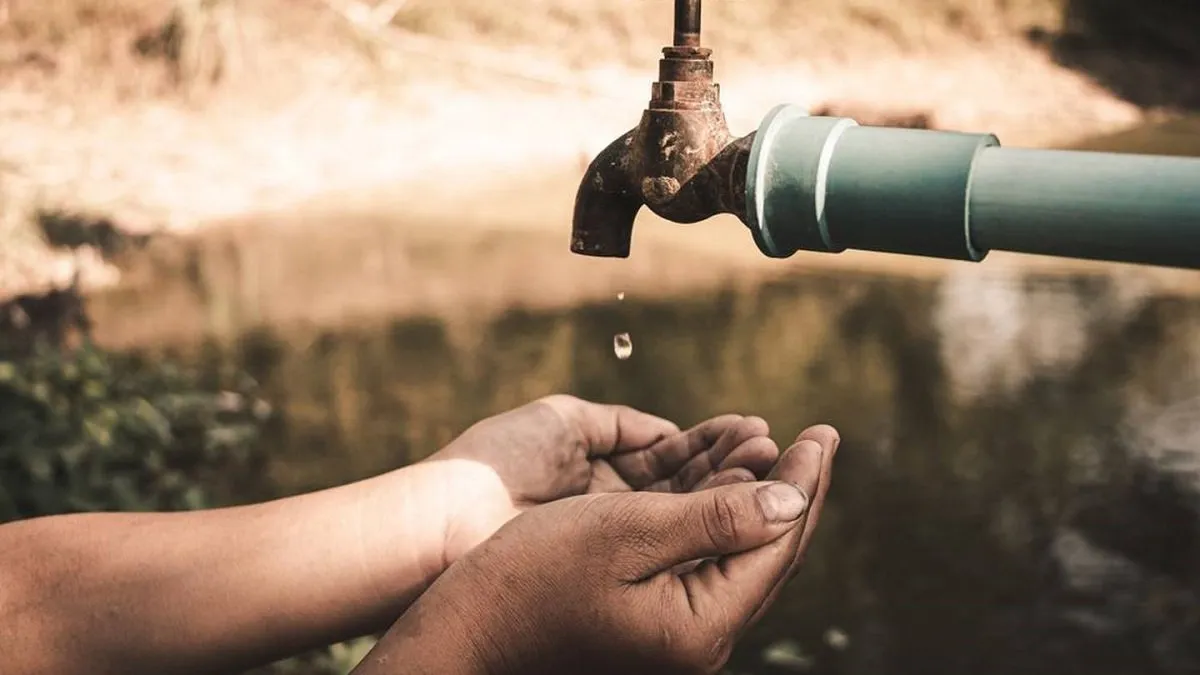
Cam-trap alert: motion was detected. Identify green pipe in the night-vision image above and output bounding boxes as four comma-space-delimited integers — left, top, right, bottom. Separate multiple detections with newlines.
745, 104, 1200, 269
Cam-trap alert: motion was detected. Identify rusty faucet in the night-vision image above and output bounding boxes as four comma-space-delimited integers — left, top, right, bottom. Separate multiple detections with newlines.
570, 0, 1200, 269
570, 0, 753, 258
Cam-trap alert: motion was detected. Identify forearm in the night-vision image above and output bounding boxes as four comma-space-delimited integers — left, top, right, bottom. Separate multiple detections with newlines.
0, 461, 459, 675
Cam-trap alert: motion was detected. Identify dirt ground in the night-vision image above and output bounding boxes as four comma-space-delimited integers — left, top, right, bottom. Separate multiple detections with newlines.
1, 0, 1197, 306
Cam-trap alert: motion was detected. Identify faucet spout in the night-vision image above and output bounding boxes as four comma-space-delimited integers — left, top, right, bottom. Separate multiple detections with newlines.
570, 4, 757, 259
571, 129, 643, 257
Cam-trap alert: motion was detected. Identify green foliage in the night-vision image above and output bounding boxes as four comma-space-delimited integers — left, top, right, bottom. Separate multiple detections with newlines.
253, 637, 380, 675
0, 341, 271, 523
0, 338, 374, 674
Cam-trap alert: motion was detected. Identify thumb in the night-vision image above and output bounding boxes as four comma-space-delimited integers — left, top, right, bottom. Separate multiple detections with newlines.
612, 480, 810, 579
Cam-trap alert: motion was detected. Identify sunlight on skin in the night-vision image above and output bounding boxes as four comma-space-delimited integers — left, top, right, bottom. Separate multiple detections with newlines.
421, 458, 519, 572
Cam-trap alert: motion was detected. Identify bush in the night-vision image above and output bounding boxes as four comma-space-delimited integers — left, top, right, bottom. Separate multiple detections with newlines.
0, 338, 377, 674
0, 340, 270, 522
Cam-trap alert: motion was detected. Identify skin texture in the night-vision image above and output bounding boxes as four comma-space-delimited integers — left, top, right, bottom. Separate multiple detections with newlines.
0, 395, 781, 675
354, 424, 840, 675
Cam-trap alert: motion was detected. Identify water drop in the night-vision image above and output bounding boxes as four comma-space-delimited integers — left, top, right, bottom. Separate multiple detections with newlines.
613, 332, 633, 360
616, 291, 625, 301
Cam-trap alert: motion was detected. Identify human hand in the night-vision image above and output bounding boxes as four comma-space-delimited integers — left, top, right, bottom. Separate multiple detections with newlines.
357, 424, 839, 675
425, 394, 781, 566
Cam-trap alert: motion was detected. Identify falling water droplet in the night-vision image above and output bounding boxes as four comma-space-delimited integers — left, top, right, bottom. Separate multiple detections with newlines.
613, 332, 633, 360
616, 291, 625, 301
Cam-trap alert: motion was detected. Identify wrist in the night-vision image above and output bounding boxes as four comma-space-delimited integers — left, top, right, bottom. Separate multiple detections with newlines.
417, 455, 516, 566
354, 578, 500, 675
346, 463, 459, 612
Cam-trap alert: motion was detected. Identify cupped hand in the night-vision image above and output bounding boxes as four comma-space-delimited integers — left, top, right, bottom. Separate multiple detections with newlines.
425, 394, 780, 566
357, 424, 839, 675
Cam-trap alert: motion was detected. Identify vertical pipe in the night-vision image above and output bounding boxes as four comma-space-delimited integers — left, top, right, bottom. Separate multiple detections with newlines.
674, 0, 701, 46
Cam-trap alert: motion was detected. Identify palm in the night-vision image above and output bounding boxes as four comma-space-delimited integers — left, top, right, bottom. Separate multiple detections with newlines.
429, 396, 780, 565
583, 415, 778, 496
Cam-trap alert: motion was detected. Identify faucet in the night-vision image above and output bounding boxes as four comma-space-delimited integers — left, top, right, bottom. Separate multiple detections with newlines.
571, 0, 1200, 270
571, 0, 753, 258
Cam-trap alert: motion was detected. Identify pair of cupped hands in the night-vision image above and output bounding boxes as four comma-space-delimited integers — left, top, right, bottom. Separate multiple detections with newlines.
354, 395, 839, 675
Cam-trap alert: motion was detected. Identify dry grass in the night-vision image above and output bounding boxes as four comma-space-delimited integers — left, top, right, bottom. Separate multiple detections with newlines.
0, 0, 1071, 75
389, 0, 1067, 65
1, 0, 157, 42
4, 0, 1193, 82
0, 0, 165, 88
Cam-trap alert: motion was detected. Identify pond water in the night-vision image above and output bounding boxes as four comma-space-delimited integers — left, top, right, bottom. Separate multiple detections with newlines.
132, 263, 1200, 675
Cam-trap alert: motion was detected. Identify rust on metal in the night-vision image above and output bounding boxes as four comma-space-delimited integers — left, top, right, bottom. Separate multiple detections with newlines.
571, 0, 757, 258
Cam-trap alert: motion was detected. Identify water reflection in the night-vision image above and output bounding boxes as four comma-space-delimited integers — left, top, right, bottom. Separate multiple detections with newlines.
145, 269, 1200, 675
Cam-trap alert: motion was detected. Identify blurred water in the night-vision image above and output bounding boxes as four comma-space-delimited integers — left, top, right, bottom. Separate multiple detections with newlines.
123, 266, 1200, 675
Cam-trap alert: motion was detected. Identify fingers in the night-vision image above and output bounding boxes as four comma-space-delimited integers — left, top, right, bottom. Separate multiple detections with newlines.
672, 468, 763, 571
621, 415, 777, 491
779, 425, 839, 574
695, 468, 755, 491
679, 425, 838, 636
716, 435, 781, 481
665, 418, 778, 491
539, 395, 680, 456
612, 414, 752, 489
744, 425, 840, 626
607, 479, 811, 581
668, 469, 755, 574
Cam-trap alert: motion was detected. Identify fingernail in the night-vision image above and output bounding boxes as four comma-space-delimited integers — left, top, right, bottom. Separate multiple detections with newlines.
757, 482, 809, 522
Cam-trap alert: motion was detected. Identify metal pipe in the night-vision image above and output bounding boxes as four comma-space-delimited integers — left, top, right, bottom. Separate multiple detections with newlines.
674, 0, 701, 46
745, 105, 1200, 269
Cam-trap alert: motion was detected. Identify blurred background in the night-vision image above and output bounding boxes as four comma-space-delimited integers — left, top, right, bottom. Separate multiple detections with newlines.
1, 0, 1199, 673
